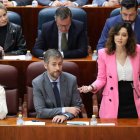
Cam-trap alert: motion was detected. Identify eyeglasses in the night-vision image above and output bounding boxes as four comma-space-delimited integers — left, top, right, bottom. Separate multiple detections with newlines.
57, 24, 71, 30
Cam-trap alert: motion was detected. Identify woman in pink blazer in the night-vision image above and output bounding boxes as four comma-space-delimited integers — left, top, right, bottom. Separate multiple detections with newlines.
79, 22, 140, 118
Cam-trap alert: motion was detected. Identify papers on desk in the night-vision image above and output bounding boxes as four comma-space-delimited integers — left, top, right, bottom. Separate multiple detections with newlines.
3, 55, 26, 60
97, 123, 115, 126
67, 121, 115, 126
24, 121, 45, 126
67, 121, 89, 126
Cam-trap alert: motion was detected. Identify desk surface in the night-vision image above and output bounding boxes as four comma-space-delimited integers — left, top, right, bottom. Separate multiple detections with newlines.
0, 118, 140, 140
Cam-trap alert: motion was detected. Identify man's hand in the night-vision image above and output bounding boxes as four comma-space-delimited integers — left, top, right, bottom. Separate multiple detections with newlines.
52, 115, 67, 123
65, 107, 81, 116
78, 85, 93, 93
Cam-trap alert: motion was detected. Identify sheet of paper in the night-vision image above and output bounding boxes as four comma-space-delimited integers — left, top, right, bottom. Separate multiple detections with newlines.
3, 55, 26, 60
67, 121, 89, 126
97, 123, 115, 126
24, 121, 45, 126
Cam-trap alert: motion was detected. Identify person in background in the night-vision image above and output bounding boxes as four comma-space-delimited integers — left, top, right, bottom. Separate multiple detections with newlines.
32, 7, 88, 58
0, 3, 26, 55
33, 49, 82, 123
38, 0, 87, 7
78, 22, 140, 118
97, 0, 140, 50
0, 0, 32, 6
92, 0, 120, 7
0, 85, 8, 120
92, 0, 140, 7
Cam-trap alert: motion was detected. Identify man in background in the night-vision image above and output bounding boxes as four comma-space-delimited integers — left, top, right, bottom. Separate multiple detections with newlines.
32, 7, 88, 58
97, 0, 140, 50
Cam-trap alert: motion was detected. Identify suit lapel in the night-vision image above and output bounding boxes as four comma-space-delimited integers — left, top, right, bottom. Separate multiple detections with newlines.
130, 53, 139, 83
59, 73, 67, 106
4, 23, 14, 51
107, 53, 118, 86
68, 22, 75, 49
43, 72, 57, 106
51, 23, 58, 49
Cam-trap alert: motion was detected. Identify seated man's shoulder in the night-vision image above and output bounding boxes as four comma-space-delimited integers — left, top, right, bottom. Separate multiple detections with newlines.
42, 20, 56, 28
62, 72, 76, 80
32, 72, 46, 84
71, 19, 85, 31
104, 15, 122, 29
107, 15, 121, 23
72, 19, 84, 26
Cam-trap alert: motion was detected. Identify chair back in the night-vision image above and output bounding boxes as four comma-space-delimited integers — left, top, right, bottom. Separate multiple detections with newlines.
38, 7, 87, 36
26, 61, 80, 117
0, 64, 19, 117
110, 8, 121, 17
7, 11, 21, 25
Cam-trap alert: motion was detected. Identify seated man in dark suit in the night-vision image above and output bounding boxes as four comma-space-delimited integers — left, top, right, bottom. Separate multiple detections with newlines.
32, 49, 82, 123
97, 0, 140, 50
38, 0, 87, 6
32, 7, 88, 58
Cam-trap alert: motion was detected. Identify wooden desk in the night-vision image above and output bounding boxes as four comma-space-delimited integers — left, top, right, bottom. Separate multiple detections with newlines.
7, 7, 116, 51
0, 118, 140, 140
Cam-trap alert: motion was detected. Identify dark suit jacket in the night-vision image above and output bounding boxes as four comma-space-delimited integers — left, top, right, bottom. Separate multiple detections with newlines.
38, 0, 87, 6
4, 22, 27, 55
97, 15, 140, 50
32, 71, 82, 119
15, 0, 32, 6
33, 19, 88, 58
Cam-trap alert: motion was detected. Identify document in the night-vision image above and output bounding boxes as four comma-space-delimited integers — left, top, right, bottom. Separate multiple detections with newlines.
3, 55, 26, 60
67, 121, 89, 126
97, 123, 115, 126
24, 121, 45, 126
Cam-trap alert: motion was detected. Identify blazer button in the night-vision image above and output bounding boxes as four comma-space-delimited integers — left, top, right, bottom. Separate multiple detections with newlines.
110, 87, 113, 90
109, 76, 112, 78
109, 99, 112, 102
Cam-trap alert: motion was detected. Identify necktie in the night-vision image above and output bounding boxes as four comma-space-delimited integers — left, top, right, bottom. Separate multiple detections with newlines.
52, 82, 61, 107
61, 33, 68, 51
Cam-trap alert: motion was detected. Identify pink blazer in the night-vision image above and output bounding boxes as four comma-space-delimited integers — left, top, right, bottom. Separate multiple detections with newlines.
92, 45, 140, 118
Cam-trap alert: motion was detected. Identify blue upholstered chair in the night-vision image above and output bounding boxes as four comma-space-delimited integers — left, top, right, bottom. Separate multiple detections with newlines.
7, 11, 21, 25
38, 7, 87, 36
110, 8, 121, 17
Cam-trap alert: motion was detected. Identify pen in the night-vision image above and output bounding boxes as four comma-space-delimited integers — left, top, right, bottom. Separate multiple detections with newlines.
32, 120, 40, 122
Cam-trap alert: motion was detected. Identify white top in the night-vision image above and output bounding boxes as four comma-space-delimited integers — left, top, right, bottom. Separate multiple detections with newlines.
116, 57, 133, 81
0, 85, 8, 119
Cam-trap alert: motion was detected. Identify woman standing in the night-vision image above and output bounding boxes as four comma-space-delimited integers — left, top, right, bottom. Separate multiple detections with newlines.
78, 22, 140, 118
